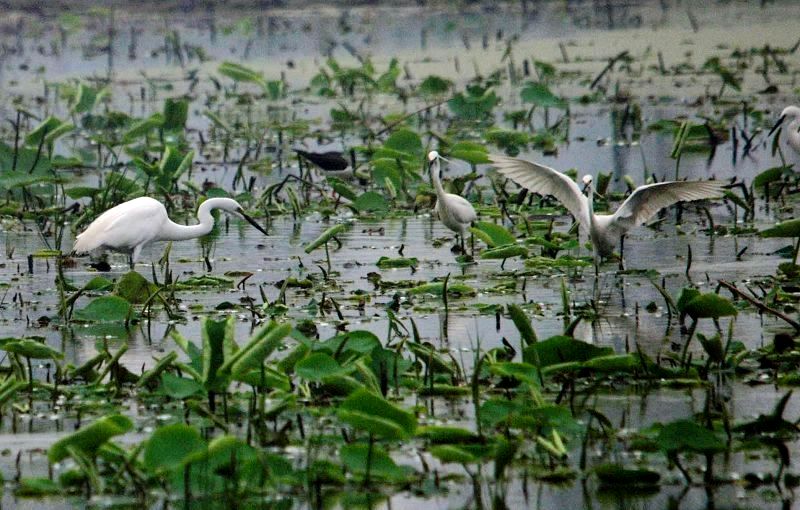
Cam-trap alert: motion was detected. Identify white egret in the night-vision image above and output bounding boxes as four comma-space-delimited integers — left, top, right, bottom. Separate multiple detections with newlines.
768, 106, 800, 155
73, 197, 268, 268
489, 155, 726, 273
429, 151, 477, 253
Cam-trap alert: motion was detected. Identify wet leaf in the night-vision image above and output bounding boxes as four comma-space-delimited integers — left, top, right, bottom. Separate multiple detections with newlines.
0, 142, 51, 174
521, 82, 567, 108
144, 423, 206, 473
656, 420, 725, 454
304, 224, 349, 253
416, 426, 480, 444
448, 86, 499, 120
327, 177, 357, 201
353, 191, 389, 213
675, 287, 701, 314
430, 445, 478, 464
233, 366, 291, 391
16, 477, 60, 497
486, 128, 529, 154
470, 221, 516, 247
408, 282, 477, 297
480, 244, 528, 260
338, 388, 416, 439
83, 276, 113, 291
581, 354, 639, 373
376, 256, 418, 269
162, 98, 189, 131
490, 362, 540, 385
418, 75, 452, 97
753, 165, 790, 190
494, 438, 519, 479
202, 316, 235, 391
523, 336, 612, 367
71, 83, 105, 114
160, 373, 203, 399
122, 113, 164, 142
174, 275, 233, 289
683, 293, 736, 320
49, 415, 132, 462
114, 271, 157, 304
218, 61, 265, 87
25, 116, 70, 146
508, 304, 537, 345
762, 219, 800, 238
221, 322, 292, 378
449, 141, 489, 164
697, 333, 725, 363
383, 128, 423, 158
2, 339, 63, 360
340, 443, 411, 481
73, 296, 133, 323
296, 352, 349, 381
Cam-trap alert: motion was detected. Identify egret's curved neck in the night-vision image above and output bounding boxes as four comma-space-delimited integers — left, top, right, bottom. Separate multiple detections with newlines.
159, 200, 217, 241
430, 159, 445, 197
788, 116, 800, 151
586, 183, 595, 220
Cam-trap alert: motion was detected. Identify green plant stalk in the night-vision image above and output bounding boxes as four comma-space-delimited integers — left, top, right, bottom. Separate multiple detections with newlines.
680, 319, 699, 369
92, 343, 129, 385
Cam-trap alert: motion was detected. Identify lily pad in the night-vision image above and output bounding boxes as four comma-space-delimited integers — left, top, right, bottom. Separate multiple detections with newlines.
73, 296, 133, 323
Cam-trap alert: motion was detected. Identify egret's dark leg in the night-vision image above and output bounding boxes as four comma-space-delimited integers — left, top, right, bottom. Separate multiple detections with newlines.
618, 235, 626, 271
130, 245, 144, 270
128, 254, 134, 270
460, 234, 466, 255
593, 255, 599, 279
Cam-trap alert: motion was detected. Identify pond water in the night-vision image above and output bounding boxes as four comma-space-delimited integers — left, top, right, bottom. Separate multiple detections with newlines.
0, 1, 799, 508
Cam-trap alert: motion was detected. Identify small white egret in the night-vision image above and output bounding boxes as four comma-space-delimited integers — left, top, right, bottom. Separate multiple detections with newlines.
428, 151, 477, 253
769, 106, 800, 155
73, 197, 268, 268
489, 155, 726, 273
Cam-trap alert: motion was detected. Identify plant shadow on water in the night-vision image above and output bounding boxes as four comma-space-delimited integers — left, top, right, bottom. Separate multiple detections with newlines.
1, 0, 800, 508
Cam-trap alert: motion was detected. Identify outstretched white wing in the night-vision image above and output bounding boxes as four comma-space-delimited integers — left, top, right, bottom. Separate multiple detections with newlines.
611, 180, 726, 231
489, 155, 590, 231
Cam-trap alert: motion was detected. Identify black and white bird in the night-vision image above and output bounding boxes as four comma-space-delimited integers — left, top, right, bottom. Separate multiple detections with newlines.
294, 148, 357, 177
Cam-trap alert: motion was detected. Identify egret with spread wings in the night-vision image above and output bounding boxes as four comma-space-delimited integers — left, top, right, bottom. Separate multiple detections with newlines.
489, 155, 725, 273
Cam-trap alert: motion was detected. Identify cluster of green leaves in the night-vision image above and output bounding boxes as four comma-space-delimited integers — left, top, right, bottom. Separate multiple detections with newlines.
311, 58, 401, 98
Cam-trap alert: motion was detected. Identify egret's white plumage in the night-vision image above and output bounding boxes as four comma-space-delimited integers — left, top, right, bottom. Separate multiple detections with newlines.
73, 197, 268, 266
769, 106, 800, 154
428, 151, 477, 252
489, 155, 726, 270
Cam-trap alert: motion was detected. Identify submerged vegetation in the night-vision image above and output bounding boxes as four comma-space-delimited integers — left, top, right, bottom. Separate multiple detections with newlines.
0, 1, 799, 508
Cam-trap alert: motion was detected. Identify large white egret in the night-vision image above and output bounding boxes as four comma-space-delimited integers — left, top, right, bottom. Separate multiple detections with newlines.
429, 151, 477, 253
768, 106, 800, 154
73, 197, 268, 267
489, 155, 726, 273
